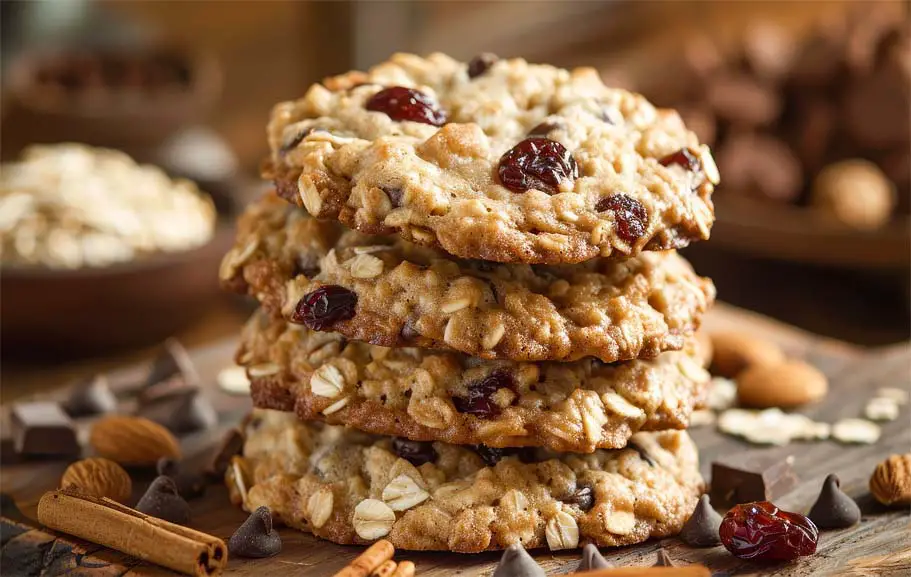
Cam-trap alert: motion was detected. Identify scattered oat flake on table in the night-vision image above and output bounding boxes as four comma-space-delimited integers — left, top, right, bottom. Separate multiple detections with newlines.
832, 418, 881, 444
865, 397, 900, 421
690, 409, 717, 427
218, 366, 251, 395
707, 377, 737, 411
718, 408, 829, 445
876, 387, 909, 405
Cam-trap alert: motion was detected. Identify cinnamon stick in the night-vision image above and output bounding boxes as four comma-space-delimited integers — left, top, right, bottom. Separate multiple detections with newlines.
332, 539, 395, 577
37, 490, 226, 577
390, 560, 415, 577
370, 559, 398, 577
573, 566, 711, 577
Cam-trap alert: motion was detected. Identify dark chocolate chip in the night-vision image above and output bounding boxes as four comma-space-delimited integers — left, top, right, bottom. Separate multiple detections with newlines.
578, 543, 613, 571
468, 53, 499, 79
711, 453, 798, 508
168, 390, 218, 434
680, 494, 723, 547
63, 375, 117, 417
228, 506, 282, 558
135, 476, 190, 525
492, 542, 544, 577
714, 134, 803, 204
706, 73, 782, 127
392, 438, 438, 466
207, 428, 245, 480
808, 474, 861, 529
382, 186, 404, 208
11, 402, 81, 458
140, 338, 199, 397
626, 440, 656, 467
653, 549, 675, 567
564, 485, 594, 512
156, 458, 207, 501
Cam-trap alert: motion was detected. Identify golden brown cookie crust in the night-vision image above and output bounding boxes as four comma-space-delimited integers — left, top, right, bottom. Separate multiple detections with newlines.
227, 409, 704, 552
266, 53, 718, 264
220, 194, 716, 363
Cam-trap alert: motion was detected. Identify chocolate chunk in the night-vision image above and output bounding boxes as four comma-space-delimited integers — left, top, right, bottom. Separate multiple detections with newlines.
653, 549, 675, 567
627, 440, 656, 467
11, 402, 81, 458
135, 476, 190, 525
63, 375, 117, 417
206, 428, 244, 480
808, 474, 861, 529
156, 458, 207, 500
706, 73, 782, 127
564, 485, 595, 512
711, 453, 798, 507
680, 494, 723, 547
228, 506, 282, 558
139, 339, 199, 403
139, 389, 216, 435
578, 543, 612, 571
715, 133, 803, 203
492, 543, 544, 577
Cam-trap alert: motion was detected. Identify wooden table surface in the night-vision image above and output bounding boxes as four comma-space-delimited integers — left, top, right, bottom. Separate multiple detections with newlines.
2, 304, 909, 576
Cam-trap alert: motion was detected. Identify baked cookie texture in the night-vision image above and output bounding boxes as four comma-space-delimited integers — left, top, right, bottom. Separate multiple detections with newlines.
226, 409, 704, 552
220, 194, 716, 363
264, 52, 718, 264
237, 311, 711, 453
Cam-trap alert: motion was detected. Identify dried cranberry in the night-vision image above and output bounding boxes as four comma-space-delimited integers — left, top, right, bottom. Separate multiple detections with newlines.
595, 194, 648, 244
659, 148, 701, 172
527, 120, 562, 138
392, 438, 437, 466
472, 445, 518, 466
563, 485, 595, 511
720, 502, 818, 562
498, 138, 578, 195
291, 285, 357, 331
468, 53, 499, 78
452, 370, 515, 418
366, 86, 446, 126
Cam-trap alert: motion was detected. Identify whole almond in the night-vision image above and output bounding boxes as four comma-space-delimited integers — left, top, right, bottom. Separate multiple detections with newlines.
736, 359, 828, 408
870, 454, 911, 507
710, 331, 785, 377
61, 457, 132, 503
90, 415, 181, 466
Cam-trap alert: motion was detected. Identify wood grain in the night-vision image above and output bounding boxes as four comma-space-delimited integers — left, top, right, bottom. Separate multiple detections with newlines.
1, 304, 909, 576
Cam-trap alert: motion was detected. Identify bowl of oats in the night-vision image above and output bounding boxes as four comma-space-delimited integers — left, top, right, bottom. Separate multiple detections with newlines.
0, 143, 234, 356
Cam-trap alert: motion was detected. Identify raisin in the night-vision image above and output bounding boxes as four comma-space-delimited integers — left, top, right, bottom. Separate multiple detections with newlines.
595, 194, 648, 244
452, 370, 515, 418
291, 285, 357, 331
564, 485, 595, 511
498, 138, 578, 195
366, 86, 446, 126
472, 445, 518, 466
659, 148, 701, 172
468, 53, 499, 78
720, 502, 818, 562
392, 438, 438, 466
527, 120, 562, 138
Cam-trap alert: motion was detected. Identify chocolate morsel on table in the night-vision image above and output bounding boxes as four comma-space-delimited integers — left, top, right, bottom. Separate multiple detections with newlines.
711, 453, 798, 507
135, 476, 191, 525
10, 402, 81, 458
206, 428, 244, 480
228, 506, 282, 558
156, 458, 207, 500
138, 388, 217, 435
680, 494, 723, 547
808, 474, 861, 529
63, 375, 117, 417
578, 543, 613, 571
492, 543, 545, 577
139, 338, 200, 403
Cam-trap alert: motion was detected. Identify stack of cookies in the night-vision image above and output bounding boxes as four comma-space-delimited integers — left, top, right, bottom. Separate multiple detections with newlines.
219, 53, 718, 553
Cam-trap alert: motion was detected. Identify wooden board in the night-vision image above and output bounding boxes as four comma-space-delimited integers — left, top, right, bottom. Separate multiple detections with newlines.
2, 304, 909, 576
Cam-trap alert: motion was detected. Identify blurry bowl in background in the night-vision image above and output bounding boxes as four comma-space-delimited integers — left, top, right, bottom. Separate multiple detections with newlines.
1, 44, 221, 161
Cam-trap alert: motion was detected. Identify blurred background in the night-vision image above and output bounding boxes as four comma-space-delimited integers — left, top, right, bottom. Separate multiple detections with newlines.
1, 1, 909, 393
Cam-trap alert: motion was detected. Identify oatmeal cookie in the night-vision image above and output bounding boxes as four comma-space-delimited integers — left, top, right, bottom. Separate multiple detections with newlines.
265, 52, 718, 264
238, 311, 710, 452
220, 194, 715, 363
226, 409, 703, 552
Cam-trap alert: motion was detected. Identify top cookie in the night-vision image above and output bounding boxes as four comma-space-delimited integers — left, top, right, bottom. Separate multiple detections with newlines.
265, 52, 718, 264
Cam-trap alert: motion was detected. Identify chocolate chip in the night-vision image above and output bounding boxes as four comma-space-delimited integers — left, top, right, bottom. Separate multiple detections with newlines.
715, 133, 803, 204
808, 474, 861, 529
680, 494, 723, 547
140, 339, 199, 402
228, 506, 281, 558
706, 73, 782, 127
473, 445, 513, 466
578, 543, 612, 571
135, 476, 190, 525
156, 458, 207, 501
392, 438, 438, 466
843, 61, 910, 150
63, 375, 117, 417
564, 485, 594, 512
626, 440, 656, 467
11, 402, 81, 458
468, 53, 499, 79
711, 453, 798, 508
382, 186, 404, 208
653, 549, 675, 567
168, 390, 218, 434
492, 542, 544, 577
206, 428, 244, 480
